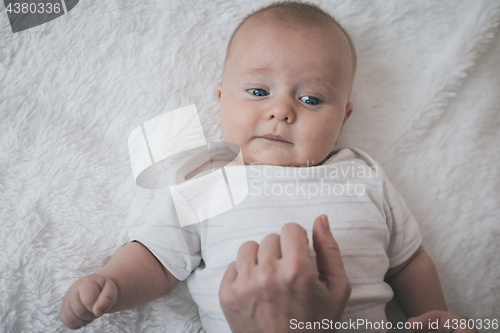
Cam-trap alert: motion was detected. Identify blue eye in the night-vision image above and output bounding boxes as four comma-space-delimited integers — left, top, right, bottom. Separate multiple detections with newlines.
247, 88, 269, 97
300, 96, 321, 105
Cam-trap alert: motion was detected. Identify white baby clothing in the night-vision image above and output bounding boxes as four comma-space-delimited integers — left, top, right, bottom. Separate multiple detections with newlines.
128, 147, 422, 333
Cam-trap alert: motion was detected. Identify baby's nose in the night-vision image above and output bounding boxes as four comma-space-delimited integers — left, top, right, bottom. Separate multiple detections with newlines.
265, 99, 296, 123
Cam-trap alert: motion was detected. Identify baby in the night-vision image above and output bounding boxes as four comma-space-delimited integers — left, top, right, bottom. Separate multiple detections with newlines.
60, 2, 454, 332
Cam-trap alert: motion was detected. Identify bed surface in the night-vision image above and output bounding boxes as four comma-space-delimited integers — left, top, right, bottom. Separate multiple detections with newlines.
1, 1, 499, 332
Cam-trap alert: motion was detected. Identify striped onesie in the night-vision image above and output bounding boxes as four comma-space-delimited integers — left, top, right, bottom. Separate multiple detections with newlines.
128, 147, 422, 333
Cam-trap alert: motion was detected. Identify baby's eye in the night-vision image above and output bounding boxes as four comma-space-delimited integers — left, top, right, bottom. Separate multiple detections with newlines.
300, 96, 321, 106
247, 88, 269, 97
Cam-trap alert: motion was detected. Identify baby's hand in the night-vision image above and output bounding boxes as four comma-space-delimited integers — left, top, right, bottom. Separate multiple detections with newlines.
59, 274, 118, 330
408, 310, 479, 333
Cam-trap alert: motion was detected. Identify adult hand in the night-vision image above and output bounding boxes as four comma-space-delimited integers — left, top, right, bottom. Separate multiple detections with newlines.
219, 214, 351, 333
408, 311, 480, 333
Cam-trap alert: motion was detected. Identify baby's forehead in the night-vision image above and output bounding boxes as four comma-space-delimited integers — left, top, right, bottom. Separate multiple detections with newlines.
228, 12, 352, 67
233, 17, 350, 68
243, 11, 342, 41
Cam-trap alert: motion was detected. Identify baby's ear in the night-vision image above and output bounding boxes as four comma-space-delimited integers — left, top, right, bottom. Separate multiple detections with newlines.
344, 102, 353, 123
216, 83, 223, 101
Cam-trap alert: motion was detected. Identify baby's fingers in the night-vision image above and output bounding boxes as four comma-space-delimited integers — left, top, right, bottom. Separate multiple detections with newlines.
77, 277, 105, 319
91, 276, 118, 317
65, 300, 95, 329
59, 292, 94, 330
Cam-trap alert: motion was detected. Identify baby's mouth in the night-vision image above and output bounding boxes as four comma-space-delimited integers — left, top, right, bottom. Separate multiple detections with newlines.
258, 134, 292, 144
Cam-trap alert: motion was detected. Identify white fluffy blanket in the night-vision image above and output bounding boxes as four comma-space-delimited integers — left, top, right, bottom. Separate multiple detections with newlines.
1, 0, 499, 332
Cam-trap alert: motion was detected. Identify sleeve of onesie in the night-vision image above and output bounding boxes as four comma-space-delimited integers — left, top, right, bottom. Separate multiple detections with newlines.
127, 189, 201, 281
381, 171, 423, 268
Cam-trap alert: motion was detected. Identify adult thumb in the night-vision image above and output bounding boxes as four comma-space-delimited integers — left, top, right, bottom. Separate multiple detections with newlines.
312, 215, 350, 292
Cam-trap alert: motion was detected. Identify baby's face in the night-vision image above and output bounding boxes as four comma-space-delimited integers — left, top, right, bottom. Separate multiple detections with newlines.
217, 16, 353, 167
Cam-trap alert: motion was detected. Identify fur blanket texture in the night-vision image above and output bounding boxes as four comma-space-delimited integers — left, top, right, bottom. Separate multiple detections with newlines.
1, 0, 499, 332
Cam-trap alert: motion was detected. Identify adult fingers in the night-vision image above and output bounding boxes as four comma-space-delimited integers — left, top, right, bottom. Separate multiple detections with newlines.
312, 215, 350, 294
221, 261, 238, 286
92, 277, 118, 318
257, 233, 281, 265
219, 261, 238, 309
236, 240, 259, 275
280, 223, 310, 262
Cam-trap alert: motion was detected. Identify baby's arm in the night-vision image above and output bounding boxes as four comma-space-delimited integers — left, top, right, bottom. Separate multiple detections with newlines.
385, 245, 447, 317
60, 241, 178, 329
96, 240, 178, 312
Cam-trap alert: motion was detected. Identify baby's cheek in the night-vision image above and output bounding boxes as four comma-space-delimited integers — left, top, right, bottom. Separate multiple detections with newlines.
306, 135, 333, 162
221, 122, 244, 149
220, 114, 232, 140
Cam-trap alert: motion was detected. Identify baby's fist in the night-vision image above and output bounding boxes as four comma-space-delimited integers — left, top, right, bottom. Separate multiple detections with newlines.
59, 274, 118, 330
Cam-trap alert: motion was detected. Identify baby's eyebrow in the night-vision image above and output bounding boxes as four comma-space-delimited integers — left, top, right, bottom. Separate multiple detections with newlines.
300, 78, 336, 93
304, 77, 331, 87
241, 68, 337, 92
243, 67, 271, 75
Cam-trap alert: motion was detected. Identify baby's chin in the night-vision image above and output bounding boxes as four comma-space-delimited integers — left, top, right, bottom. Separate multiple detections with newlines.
243, 152, 310, 167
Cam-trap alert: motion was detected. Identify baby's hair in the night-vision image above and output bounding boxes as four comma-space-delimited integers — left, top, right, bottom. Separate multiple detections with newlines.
223, 1, 357, 83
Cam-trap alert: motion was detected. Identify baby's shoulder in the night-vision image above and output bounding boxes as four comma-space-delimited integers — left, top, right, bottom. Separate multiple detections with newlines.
324, 147, 385, 180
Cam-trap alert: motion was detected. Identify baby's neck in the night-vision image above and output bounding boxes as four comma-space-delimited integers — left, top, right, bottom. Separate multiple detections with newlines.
186, 155, 330, 181
185, 160, 230, 181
